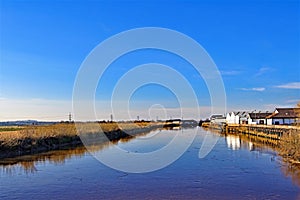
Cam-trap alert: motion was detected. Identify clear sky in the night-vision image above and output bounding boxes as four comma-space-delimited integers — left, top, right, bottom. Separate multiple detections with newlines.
0, 0, 299, 121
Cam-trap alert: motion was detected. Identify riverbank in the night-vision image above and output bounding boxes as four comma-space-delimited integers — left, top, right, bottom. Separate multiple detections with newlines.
226, 124, 300, 165
202, 123, 300, 166
0, 122, 163, 159
279, 132, 300, 166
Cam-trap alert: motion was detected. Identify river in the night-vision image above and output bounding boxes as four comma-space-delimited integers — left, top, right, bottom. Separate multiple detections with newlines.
0, 127, 299, 199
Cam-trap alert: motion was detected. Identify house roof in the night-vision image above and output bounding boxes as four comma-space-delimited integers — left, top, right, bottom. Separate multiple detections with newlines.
249, 112, 270, 119
210, 114, 224, 119
233, 111, 249, 117
166, 119, 181, 122
266, 108, 300, 119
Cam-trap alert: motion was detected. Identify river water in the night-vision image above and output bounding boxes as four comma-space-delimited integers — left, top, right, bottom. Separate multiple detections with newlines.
1, 127, 299, 199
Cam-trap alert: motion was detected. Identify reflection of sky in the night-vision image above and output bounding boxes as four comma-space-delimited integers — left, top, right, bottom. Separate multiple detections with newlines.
116, 129, 176, 153
104, 128, 192, 154
0, 128, 299, 199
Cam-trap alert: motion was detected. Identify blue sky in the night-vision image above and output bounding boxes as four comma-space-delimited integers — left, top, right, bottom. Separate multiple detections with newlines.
0, 0, 299, 121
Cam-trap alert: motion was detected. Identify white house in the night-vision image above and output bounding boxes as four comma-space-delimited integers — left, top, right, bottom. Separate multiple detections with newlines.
226, 112, 238, 124
226, 111, 250, 124
266, 108, 300, 125
248, 112, 270, 125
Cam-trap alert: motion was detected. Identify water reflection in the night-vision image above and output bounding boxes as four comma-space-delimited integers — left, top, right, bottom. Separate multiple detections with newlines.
0, 130, 163, 175
0, 141, 115, 175
162, 126, 182, 131
1, 128, 299, 199
282, 162, 300, 187
1, 128, 300, 189
1, 161, 38, 175
226, 135, 241, 150
225, 134, 276, 152
0, 128, 173, 175
224, 132, 300, 187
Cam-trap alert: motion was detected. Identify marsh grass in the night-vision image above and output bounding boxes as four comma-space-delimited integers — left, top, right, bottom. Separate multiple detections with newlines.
279, 131, 300, 165
0, 122, 162, 158
1, 122, 153, 142
279, 102, 300, 165
0, 126, 24, 132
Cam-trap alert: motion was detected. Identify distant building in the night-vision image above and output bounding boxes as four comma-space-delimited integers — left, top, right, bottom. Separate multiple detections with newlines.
181, 120, 198, 127
210, 114, 226, 124
164, 119, 181, 127
266, 108, 300, 125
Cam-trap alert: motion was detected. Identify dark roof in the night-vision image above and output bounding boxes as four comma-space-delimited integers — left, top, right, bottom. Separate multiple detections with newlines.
210, 114, 223, 119
267, 108, 300, 119
249, 112, 270, 119
233, 111, 249, 118
165, 119, 181, 122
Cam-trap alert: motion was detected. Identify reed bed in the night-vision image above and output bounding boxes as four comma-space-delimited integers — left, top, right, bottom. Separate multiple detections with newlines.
279, 131, 300, 165
0, 122, 162, 159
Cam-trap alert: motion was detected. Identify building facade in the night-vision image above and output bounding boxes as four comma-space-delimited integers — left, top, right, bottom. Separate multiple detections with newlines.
266, 108, 300, 125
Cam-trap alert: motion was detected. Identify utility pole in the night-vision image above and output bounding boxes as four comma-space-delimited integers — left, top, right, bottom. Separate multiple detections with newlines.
69, 112, 72, 122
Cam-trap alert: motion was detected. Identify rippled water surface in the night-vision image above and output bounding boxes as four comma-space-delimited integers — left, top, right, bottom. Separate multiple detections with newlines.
1, 127, 299, 200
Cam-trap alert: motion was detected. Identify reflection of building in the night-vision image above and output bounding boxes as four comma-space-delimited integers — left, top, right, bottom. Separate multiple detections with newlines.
226, 135, 241, 150
248, 142, 254, 151
171, 126, 181, 130
164, 119, 199, 128
181, 120, 198, 127
164, 119, 181, 128
226, 135, 255, 151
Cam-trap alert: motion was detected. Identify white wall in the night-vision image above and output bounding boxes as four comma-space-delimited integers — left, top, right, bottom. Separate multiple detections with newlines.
235, 115, 240, 124
214, 118, 226, 124
226, 112, 240, 124
267, 119, 272, 125
226, 113, 233, 124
